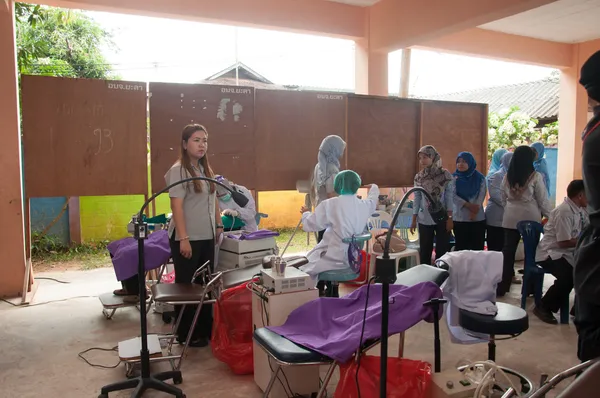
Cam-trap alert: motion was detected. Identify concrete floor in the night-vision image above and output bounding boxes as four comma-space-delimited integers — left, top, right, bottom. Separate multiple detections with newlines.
0, 266, 579, 398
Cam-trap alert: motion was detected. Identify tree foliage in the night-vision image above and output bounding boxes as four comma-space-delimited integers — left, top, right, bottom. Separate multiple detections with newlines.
15, 3, 117, 79
487, 106, 558, 158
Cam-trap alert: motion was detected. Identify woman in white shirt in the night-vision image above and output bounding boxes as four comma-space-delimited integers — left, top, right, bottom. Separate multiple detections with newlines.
499, 145, 552, 296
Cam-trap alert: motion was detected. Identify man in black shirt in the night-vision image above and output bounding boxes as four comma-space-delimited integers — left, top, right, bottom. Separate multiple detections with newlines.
574, 49, 600, 362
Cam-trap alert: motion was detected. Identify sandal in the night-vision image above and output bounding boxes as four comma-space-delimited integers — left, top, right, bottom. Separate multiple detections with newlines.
113, 288, 130, 296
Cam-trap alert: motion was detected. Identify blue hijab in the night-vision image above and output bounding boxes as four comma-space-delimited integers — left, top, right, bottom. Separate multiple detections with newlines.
453, 151, 484, 201
530, 142, 551, 196
488, 148, 508, 176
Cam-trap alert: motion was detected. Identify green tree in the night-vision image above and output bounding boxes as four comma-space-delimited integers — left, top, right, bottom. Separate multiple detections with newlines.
15, 3, 117, 79
487, 106, 558, 158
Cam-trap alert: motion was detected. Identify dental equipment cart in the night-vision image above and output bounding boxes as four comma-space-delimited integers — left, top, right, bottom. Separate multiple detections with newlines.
218, 231, 278, 271
251, 269, 320, 398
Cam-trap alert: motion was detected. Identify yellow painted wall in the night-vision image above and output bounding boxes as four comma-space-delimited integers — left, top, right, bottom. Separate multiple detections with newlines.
257, 191, 306, 229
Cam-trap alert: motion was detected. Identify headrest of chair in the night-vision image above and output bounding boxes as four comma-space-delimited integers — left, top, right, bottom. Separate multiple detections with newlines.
342, 233, 372, 243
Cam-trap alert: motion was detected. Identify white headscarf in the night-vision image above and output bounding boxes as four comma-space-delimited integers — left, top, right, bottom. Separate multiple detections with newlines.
313, 135, 346, 188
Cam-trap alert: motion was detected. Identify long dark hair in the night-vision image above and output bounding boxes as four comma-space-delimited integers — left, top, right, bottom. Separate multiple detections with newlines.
179, 124, 215, 194
506, 145, 535, 189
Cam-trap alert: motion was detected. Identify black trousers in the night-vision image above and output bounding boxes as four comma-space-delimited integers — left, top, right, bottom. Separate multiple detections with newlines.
576, 297, 600, 361
121, 275, 140, 295
169, 236, 215, 341
499, 228, 522, 295
486, 225, 504, 252
418, 222, 450, 265
538, 257, 574, 313
453, 220, 486, 251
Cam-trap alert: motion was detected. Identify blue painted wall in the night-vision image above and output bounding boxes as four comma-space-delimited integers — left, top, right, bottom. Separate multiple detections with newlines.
546, 147, 558, 206
29, 197, 70, 245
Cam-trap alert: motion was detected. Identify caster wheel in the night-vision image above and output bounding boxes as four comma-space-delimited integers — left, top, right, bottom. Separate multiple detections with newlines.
162, 313, 172, 324
174, 374, 183, 385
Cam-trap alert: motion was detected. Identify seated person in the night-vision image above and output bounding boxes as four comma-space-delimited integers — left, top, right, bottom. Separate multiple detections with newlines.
216, 176, 258, 232
110, 229, 171, 302
299, 170, 379, 283
534, 179, 588, 324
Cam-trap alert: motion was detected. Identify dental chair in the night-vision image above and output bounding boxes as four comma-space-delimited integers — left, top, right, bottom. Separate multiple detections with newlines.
253, 264, 449, 398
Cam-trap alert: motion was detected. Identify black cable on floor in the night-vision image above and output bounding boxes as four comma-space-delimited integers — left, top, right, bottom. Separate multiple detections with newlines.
35, 277, 70, 284
78, 346, 121, 369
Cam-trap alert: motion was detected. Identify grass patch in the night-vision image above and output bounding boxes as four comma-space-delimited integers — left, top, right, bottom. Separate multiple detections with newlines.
31, 232, 111, 271
31, 227, 316, 272
273, 227, 313, 254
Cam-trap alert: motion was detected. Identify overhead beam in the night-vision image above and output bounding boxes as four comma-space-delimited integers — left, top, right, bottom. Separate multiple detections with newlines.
369, 0, 559, 52
416, 28, 573, 69
39, 0, 366, 39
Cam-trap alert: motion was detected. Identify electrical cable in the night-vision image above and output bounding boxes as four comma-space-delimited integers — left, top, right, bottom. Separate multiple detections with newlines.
355, 275, 377, 398
0, 295, 97, 308
34, 277, 71, 284
78, 346, 121, 369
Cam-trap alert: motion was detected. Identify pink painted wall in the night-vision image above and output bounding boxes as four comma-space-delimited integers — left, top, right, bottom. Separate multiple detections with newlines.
0, 2, 26, 297
44, 0, 365, 39
556, 39, 600, 198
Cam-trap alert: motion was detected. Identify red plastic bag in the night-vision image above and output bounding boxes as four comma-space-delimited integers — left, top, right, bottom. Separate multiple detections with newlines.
211, 281, 254, 375
335, 355, 432, 398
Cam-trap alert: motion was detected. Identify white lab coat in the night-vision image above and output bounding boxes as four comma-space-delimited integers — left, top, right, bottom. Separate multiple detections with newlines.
300, 185, 380, 279
438, 250, 503, 344
218, 185, 258, 232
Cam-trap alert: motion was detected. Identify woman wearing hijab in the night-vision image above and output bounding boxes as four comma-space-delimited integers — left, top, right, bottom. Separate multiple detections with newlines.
488, 148, 508, 177
499, 145, 552, 296
531, 142, 551, 197
448, 151, 487, 251
310, 135, 346, 242
309, 135, 346, 296
410, 146, 454, 265
485, 152, 513, 252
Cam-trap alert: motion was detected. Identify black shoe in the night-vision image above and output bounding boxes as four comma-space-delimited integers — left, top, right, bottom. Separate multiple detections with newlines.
533, 305, 558, 324
177, 336, 209, 347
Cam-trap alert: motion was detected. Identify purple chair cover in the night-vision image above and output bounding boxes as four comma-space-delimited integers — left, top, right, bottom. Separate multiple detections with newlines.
225, 229, 280, 241
268, 282, 443, 363
108, 229, 171, 281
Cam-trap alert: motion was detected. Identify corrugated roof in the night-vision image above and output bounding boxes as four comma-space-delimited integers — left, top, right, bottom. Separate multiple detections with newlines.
420, 79, 559, 119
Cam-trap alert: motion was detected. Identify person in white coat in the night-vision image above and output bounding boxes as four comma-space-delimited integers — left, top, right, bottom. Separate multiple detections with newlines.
215, 176, 258, 232
299, 170, 379, 296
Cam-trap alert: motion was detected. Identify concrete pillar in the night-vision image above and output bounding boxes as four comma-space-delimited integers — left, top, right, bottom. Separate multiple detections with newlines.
355, 38, 388, 96
0, 1, 27, 298
399, 48, 411, 98
557, 40, 600, 198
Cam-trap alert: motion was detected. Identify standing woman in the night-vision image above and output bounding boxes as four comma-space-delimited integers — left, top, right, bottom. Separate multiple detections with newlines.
485, 152, 513, 252
410, 146, 454, 265
531, 142, 551, 197
310, 135, 346, 243
449, 152, 487, 251
488, 148, 508, 177
499, 145, 552, 296
165, 124, 223, 347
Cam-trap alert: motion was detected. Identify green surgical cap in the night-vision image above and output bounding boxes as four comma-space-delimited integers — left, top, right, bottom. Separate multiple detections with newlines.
334, 170, 361, 195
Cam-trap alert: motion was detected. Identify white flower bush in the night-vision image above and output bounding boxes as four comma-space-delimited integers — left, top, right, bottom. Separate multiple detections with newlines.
488, 106, 558, 158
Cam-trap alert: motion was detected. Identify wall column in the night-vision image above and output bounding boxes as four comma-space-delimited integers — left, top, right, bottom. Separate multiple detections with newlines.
557, 40, 600, 198
0, 1, 27, 297
355, 38, 388, 96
